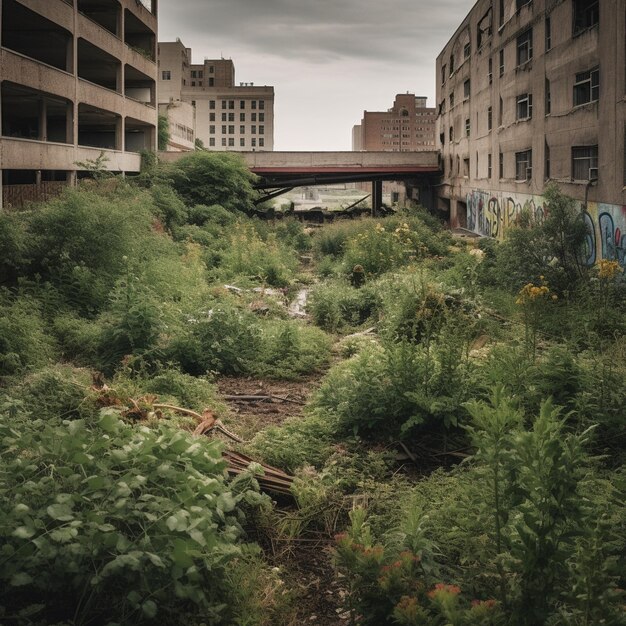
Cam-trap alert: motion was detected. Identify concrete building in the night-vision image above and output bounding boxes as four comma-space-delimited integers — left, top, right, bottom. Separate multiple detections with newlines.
158, 100, 195, 151
436, 0, 625, 266
0, 0, 159, 208
353, 94, 436, 152
158, 39, 274, 152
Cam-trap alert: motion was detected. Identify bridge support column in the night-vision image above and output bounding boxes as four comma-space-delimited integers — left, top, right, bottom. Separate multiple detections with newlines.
371, 180, 382, 217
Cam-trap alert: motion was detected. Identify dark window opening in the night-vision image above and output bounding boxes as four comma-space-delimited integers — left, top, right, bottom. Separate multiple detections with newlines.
78, 38, 121, 91
572, 145, 598, 180
124, 9, 156, 61
78, 103, 120, 150
573, 67, 599, 105
515, 150, 532, 181
78, 0, 121, 36
573, 0, 599, 35
517, 29, 533, 65
125, 64, 155, 105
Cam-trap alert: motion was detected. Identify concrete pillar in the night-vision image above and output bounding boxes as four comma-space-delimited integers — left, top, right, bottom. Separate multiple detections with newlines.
116, 3, 123, 38
371, 180, 383, 217
116, 116, 123, 151
39, 98, 48, 142
66, 101, 74, 143
35, 170, 42, 185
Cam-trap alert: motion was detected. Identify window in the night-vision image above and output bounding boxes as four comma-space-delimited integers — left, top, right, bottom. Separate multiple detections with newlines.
499, 0, 504, 26
488, 58, 493, 84
240, 100, 246, 109
251, 138, 256, 147
259, 100, 265, 110
499, 96, 503, 125
209, 125, 215, 134
228, 100, 234, 109
221, 113, 227, 121
228, 125, 234, 134
259, 113, 265, 122
259, 125, 265, 135
251, 125, 256, 134
499, 152, 504, 178
450, 92, 455, 108
449, 54, 455, 75
573, 67, 599, 105
259, 138, 265, 147
515, 150, 532, 180
221, 138, 226, 146
464, 79, 471, 99
499, 49, 505, 76
464, 42, 471, 58
252, 101, 257, 109
441, 64, 447, 84
573, 0, 599, 35
209, 66, 214, 73
208, 78, 214, 86
572, 145, 598, 180
516, 93, 533, 119
191, 70, 197, 78
545, 78, 551, 114
210, 100, 216, 110
161, 70, 171, 80
221, 125, 226, 134
240, 138, 245, 147
545, 16, 552, 50
209, 138, 215, 147
517, 29, 533, 65
228, 113, 234, 122
545, 142, 551, 180
465, 118, 471, 136
228, 138, 234, 147
240, 113, 245, 122
488, 106, 493, 130
488, 153, 493, 178
516, 0, 531, 10
251, 113, 257, 122
240, 125, 245, 134
221, 100, 227, 109
210, 113, 215, 121
198, 71, 203, 78
463, 157, 470, 177
449, 126, 454, 141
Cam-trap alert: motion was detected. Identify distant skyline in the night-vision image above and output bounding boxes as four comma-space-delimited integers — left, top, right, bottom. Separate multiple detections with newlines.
158, 0, 469, 151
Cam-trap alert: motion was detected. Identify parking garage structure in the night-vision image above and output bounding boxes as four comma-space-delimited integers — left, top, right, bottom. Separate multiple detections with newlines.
0, 0, 158, 208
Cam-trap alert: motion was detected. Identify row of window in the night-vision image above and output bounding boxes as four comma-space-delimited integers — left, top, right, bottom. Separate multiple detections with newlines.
211, 112, 265, 122
442, 66, 599, 135
208, 137, 265, 148
441, 0, 599, 85
446, 145, 598, 181
208, 99, 265, 110
209, 125, 265, 135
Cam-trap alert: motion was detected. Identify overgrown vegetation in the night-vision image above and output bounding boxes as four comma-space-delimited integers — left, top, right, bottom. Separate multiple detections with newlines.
0, 153, 623, 624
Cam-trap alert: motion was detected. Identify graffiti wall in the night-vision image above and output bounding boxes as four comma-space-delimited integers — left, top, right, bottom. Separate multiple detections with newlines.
466, 189, 626, 268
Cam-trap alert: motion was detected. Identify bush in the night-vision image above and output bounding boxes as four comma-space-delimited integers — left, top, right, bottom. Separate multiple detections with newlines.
0, 410, 266, 625
165, 151, 257, 213
0, 293, 56, 377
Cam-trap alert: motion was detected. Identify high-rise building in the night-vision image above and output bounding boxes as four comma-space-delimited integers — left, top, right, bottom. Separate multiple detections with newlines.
158, 39, 274, 151
353, 94, 436, 151
436, 0, 625, 265
0, 0, 159, 208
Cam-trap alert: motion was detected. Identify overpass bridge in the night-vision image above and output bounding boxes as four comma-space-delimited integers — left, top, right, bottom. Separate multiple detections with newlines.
159, 150, 441, 212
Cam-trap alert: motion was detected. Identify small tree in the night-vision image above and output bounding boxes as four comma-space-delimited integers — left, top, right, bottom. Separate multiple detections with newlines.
158, 114, 170, 151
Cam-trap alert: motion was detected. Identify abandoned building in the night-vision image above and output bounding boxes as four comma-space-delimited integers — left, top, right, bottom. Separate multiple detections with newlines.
158, 39, 274, 152
436, 0, 625, 265
0, 0, 158, 208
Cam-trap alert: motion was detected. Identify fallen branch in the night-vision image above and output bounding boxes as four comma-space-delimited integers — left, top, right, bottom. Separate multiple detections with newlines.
154, 404, 244, 443
222, 394, 305, 406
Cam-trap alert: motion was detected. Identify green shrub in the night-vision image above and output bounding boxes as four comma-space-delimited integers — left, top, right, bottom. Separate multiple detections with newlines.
165, 151, 257, 213
2, 364, 94, 421
0, 410, 266, 625
0, 293, 56, 376
168, 303, 261, 375
143, 368, 222, 412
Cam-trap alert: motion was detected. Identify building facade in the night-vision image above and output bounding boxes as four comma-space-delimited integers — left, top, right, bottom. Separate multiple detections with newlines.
436, 0, 625, 267
158, 39, 274, 152
0, 0, 158, 208
353, 94, 436, 152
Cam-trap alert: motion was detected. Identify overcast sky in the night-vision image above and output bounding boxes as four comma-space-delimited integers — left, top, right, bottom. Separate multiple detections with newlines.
159, 1, 468, 151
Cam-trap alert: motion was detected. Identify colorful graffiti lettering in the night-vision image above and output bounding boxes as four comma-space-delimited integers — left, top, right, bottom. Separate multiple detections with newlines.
466, 190, 626, 269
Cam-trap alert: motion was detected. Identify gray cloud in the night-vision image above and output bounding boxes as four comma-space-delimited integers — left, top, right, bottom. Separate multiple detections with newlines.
158, 0, 468, 150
